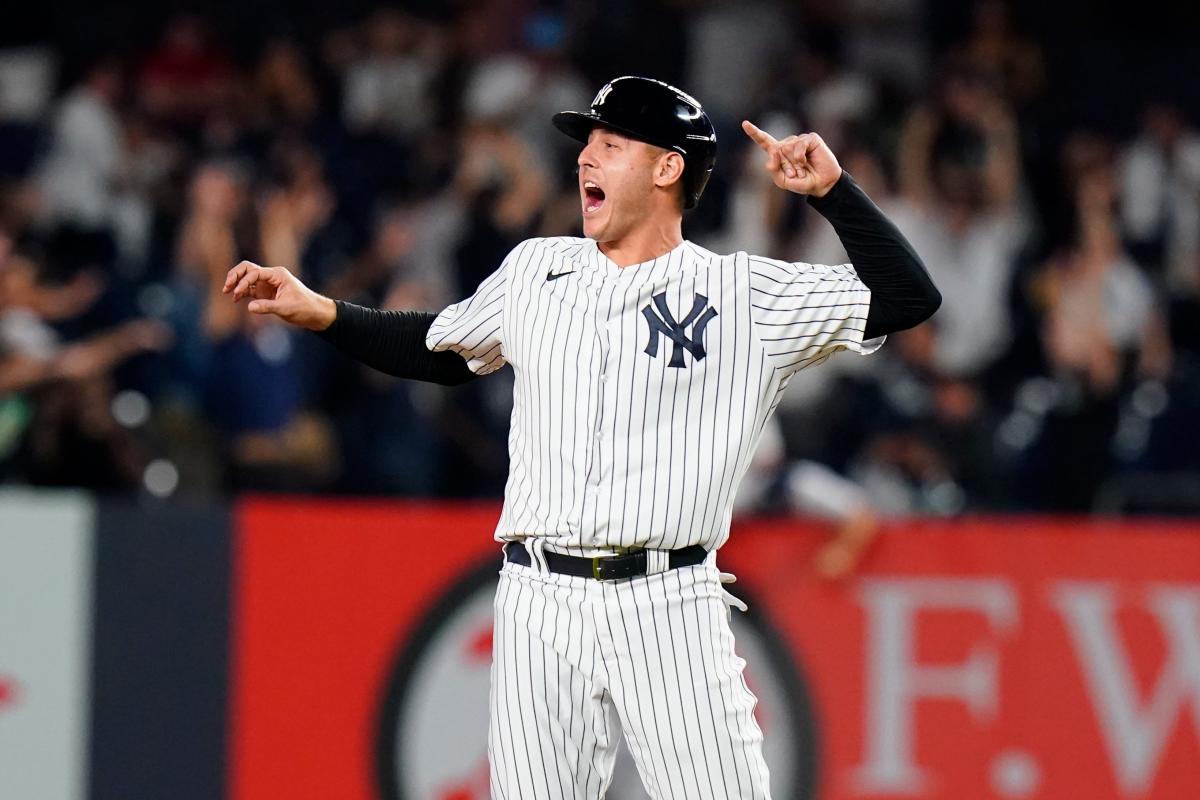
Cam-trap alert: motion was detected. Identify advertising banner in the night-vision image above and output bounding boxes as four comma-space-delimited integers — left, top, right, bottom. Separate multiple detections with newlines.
719, 517, 1200, 800
229, 501, 1200, 800
0, 489, 93, 800
230, 499, 502, 800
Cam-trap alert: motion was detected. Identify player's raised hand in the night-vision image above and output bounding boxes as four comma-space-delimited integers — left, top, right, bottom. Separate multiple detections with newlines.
741, 121, 842, 197
222, 260, 336, 331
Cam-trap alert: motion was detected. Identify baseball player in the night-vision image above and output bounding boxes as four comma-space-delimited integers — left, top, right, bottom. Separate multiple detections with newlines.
224, 76, 940, 798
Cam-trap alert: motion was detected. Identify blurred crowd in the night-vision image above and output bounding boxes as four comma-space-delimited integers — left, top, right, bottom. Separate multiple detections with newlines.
0, 1, 1198, 513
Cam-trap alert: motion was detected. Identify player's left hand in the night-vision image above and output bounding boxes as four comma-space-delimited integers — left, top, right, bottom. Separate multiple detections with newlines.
742, 121, 842, 197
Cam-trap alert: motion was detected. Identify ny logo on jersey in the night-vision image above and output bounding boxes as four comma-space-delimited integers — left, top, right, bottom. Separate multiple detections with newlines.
641, 292, 718, 368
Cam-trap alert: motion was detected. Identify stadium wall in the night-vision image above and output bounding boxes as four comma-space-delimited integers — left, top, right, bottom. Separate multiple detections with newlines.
1, 491, 1197, 799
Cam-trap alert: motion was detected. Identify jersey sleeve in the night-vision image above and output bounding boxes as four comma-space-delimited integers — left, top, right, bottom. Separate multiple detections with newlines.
747, 254, 882, 373
425, 250, 511, 375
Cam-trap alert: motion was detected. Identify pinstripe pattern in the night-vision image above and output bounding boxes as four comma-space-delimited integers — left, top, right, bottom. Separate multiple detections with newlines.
427, 237, 880, 555
491, 559, 770, 799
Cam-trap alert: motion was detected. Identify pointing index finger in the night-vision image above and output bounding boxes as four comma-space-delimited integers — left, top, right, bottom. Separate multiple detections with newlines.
741, 120, 777, 151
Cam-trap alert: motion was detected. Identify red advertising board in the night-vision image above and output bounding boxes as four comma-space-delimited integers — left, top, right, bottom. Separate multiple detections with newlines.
229, 502, 1200, 800
229, 499, 501, 800
720, 517, 1200, 800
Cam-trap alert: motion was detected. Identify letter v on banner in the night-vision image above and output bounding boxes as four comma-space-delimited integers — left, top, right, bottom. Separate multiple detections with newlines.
1051, 582, 1200, 795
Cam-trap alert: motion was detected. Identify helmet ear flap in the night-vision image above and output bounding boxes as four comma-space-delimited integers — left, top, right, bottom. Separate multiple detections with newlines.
682, 163, 713, 210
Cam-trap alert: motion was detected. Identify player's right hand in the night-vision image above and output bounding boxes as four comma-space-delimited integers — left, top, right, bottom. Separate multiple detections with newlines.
222, 261, 337, 331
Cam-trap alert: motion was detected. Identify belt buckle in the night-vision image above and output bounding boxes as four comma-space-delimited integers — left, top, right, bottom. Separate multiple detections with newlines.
592, 550, 642, 581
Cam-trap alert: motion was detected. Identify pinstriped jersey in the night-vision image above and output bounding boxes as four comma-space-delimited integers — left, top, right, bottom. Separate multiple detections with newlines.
427, 236, 880, 554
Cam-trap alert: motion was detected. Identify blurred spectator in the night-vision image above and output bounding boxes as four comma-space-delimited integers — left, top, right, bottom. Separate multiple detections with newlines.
1043, 152, 1170, 394
109, 112, 178, 274
430, 121, 546, 496
451, 121, 548, 292
953, 0, 1045, 109
318, 203, 447, 496
838, 0, 930, 93
1027, 144, 1172, 508
341, 9, 442, 142
137, 14, 234, 133
0, 241, 171, 487
845, 325, 990, 515
775, 34, 877, 155
35, 58, 123, 235
894, 64, 1029, 379
0, 47, 54, 183
323, 204, 417, 304
173, 157, 335, 491
175, 159, 248, 345
0, 46, 56, 125
0, 1, 1193, 510
252, 39, 321, 132
685, 0, 791, 121
259, 142, 338, 277
485, 12, 590, 173
1119, 104, 1200, 293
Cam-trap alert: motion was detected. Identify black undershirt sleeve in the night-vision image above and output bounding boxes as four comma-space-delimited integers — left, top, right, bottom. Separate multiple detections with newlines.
806, 172, 942, 339
313, 300, 480, 386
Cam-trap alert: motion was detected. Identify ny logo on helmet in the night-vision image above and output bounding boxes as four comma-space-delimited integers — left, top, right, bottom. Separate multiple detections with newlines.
641, 292, 718, 368
593, 82, 614, 107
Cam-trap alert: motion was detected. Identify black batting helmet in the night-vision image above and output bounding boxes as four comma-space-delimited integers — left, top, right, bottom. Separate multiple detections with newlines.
552, 76, 717, 210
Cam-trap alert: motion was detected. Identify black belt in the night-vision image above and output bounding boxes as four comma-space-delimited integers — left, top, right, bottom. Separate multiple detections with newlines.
503, 541, 707, 582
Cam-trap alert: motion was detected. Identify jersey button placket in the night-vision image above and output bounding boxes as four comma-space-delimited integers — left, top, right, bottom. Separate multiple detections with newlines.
579, 272, 608, 540
588, 287, 610, 472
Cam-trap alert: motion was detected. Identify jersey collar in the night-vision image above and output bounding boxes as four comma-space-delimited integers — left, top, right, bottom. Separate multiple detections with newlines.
587, 239, 691, 280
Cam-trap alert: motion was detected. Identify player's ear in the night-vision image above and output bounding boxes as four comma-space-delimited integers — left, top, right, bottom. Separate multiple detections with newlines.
653, 151, 686, 191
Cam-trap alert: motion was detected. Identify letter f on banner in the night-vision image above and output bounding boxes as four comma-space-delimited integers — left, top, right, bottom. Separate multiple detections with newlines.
1052, 582, 1200, 795
851, 578, 1019, 795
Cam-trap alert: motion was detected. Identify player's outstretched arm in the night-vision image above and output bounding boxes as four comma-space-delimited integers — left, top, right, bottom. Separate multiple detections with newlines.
741, 123, 942, 338
223, 260, 478, 386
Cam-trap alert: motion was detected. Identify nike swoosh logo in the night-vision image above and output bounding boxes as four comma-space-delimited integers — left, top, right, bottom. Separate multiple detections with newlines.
546, 269, 575, 281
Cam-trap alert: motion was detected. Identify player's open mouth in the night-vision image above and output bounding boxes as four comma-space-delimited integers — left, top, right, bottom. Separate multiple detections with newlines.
583, 181, 606, 214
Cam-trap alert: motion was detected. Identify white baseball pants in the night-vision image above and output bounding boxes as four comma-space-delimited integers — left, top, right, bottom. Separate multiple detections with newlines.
488, 553, 772, 799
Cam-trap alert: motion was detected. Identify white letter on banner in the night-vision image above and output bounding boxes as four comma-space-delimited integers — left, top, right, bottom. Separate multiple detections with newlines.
851, 578, 1018, 794
1051, 582, 1200, 794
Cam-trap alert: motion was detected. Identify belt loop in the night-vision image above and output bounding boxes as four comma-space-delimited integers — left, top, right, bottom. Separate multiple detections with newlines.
527, 538, 550, 574
646, 549, 670, 575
